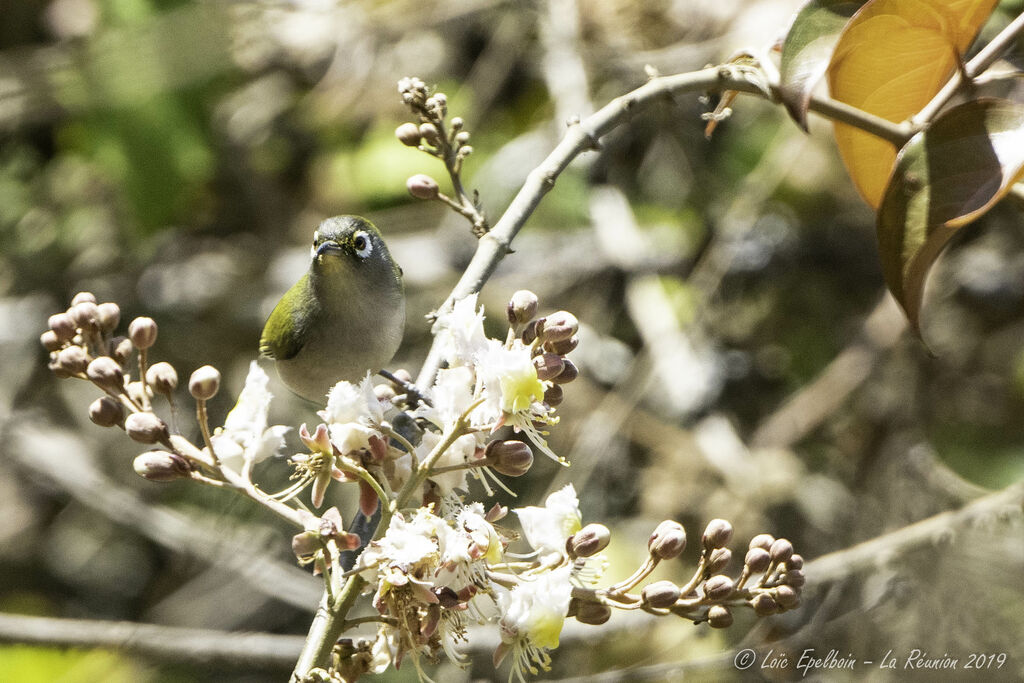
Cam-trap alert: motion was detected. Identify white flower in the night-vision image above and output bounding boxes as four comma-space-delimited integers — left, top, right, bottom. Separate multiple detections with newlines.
494, 565, 573, 682
318, 374, 382, 454
209, 361, 289, 472
417, 365, 476, 429
514, 485, 582, 561
432, 293, 488, 367
319, 373, 383, 425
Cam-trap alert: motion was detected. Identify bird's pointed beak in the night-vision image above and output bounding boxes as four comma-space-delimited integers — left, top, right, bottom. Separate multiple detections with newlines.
315, 240, 343, 259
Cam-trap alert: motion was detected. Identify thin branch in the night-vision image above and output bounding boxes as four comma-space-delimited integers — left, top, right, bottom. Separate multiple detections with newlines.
913, 10, 1024, 125
415, 63, 912, 387
4, 420, 321, 611
0, 612, 304, 668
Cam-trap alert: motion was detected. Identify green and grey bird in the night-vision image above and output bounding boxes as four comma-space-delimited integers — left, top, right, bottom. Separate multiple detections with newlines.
260, 216, 405, 402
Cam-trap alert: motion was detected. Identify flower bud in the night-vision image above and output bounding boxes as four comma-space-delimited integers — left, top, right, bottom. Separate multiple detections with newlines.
706, 547, 732, 574
574, 600, 611, 626
533, 353, 564, 381
70, 292, 97, 306
521, 319, 541, 344
41, 330, 63, 352
110, 336, 133, 365
86, 356, 124, 391
48, 359, 71, 379
751, 592, 778, 616
648, 520, 686, 560
125, 412, 170, 444
787, 554, 804, 571
543, 384, 563, 407
544, 335, 579, 356
450, 116, 464, 130
744, 547, 771, 573
57, 346, 89, 374
702, 519, 734, 550
484, 439, 533, 477
48, 313, 76, 341
89, 396, 124, 427
642, 580, 680, 608
707, 605, 733, 628
454, 130, 471, 146
551, 358, 578, 384
769, 538, 794, 563
507, 290, 539, 325
775, 585, 800, 609
128, 317, 158, 349
418, 122, 440, 145
70, 301, 100, 330
189, 365, 221, 400
97, 302, 120, 332
568, 523, 610, 558
133, 450, 191, 481
374, 383, 397, 402
541, 311, 579, 343
395, 122, 422, 146
407, 173, 439, 200
146, 361, 178, 396
749, 533, 775, 551
127, 381, 152, 406
783, 569, 805, 587
703, 574, 734, 600
457, 144, 473, 157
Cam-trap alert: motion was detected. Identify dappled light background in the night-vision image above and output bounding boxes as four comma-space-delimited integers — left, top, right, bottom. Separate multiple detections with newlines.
2, 0, 1024, 681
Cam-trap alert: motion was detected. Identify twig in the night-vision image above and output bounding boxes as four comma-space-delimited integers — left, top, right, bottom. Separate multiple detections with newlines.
0, 612, 304, 668
3, 419, 321, 611
415, 63, 912, 388
913, 11, 1024, 126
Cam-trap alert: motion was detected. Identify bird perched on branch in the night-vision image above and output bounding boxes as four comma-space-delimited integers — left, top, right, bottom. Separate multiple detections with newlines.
260, 215, 405, 403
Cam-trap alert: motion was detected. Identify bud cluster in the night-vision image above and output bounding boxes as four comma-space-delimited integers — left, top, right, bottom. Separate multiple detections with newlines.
40, 292, 230, 483
507, 290, 580, 408
566, 517, 803, 635
396, 76, 487, 236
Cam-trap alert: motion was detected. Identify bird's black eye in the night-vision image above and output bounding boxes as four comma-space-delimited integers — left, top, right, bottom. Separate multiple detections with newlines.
352, 230, 373, 259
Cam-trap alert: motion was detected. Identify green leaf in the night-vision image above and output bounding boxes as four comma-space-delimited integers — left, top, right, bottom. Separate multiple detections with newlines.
877, 98, 1024, 328
779, 0, 867, 130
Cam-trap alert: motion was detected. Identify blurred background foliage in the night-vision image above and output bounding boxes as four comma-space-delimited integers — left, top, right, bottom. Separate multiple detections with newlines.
1, 0, 1023, 681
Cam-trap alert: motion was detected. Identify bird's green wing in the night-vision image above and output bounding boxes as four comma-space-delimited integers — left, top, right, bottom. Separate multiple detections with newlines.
259, 275, 316, 361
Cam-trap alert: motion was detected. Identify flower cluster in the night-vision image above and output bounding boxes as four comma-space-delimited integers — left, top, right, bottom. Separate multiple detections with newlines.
41, 288, 803, 683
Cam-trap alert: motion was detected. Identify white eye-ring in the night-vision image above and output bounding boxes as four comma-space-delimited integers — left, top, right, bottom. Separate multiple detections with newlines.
352, 230, 373, 259
310, 231, 320, 259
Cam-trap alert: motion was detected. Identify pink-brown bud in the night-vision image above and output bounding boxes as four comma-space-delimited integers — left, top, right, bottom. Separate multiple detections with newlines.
703, 574, 734, 600
484, 439, 534, 477
97, 302, 121, 332
189, 365, 221, 400
642, 580, 680, 608
707, 605, 733, 628
89, 396, 124, 427
702, 518, 734, 550
86, 356, 124, 391
648, 520, 686, 560
543, 384, 564, 407
568, 523, 610, 558
70, 301, 100, 330
507, 290, 539, 325
133, 450, 191, 481
125, 412, 170, 445
744, 547, 771, 573
541, 311, 579, 343
533, 353, 564, 381
57, 346, 89, 374
551, 358, 578, 383
395, 122, 422, 146
146, 361, 178, 395
70, 291, 97, 306
48, 313, 76, 341
574, 600, 611, 626
406, 174, 440, 200
128, 317, 158, 349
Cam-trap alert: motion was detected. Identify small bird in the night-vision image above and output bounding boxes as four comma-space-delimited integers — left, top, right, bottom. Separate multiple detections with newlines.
260, 216, 405, 403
